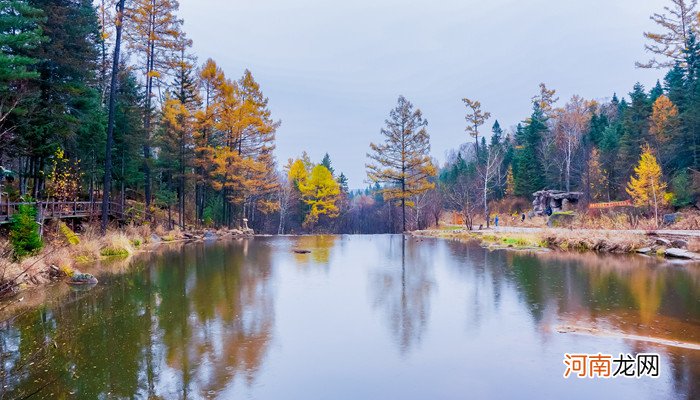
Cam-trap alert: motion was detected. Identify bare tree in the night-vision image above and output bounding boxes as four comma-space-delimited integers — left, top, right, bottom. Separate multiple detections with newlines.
277, 175, 293, 234
554, 95, 592, 192
476, 144, 504, 228
443, 173, 480, 231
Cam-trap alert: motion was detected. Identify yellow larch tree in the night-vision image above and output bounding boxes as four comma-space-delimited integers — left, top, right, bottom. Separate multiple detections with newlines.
193, 59, 226, 224
626, 145, 668, 227
650, 95, 679, 144
299, 164, 340, 230
124, 0, 183, 213
367, 96, 436, 232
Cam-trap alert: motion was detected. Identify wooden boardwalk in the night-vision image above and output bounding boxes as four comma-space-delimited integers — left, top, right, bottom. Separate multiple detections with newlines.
0, 201, 132, 224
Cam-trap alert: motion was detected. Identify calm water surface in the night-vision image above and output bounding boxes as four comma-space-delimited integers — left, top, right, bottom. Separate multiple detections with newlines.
1, 235, 699, 399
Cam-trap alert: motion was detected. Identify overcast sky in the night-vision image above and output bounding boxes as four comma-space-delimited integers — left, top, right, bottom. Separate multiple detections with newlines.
179, 0, 668, 189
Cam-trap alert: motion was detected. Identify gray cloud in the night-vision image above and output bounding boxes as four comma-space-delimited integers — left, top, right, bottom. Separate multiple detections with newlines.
180, 0, 667, 188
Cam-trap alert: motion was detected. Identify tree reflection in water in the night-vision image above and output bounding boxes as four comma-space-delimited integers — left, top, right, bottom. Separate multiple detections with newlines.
370, 236, 435, 355
1, 236, 699, 399
0, 239, 275, 399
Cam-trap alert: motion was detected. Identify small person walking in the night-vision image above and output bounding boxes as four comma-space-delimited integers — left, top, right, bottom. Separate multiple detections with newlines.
494, 215, 499, 227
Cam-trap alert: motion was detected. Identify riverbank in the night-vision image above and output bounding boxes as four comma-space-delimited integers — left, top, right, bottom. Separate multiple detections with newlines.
412, 225, 700, 260
0, 224, 253, 302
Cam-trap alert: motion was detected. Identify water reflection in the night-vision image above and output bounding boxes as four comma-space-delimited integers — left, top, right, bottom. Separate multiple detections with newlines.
370, 237, 435, 354
0, 240, 274, 399
0, 236, 698, 399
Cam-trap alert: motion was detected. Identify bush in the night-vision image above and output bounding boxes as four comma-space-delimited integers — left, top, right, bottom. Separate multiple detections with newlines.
670, 172, 693, 208
9, 201, 43, 259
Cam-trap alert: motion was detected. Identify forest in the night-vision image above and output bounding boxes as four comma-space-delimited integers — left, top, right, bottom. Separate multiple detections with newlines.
1, 0, 700, 236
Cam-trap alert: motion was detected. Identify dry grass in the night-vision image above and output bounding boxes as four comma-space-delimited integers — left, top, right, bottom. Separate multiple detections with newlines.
540, 229, 648, 253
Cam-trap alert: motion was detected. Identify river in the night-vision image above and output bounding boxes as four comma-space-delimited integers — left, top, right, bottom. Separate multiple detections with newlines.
0, 235, 698, 399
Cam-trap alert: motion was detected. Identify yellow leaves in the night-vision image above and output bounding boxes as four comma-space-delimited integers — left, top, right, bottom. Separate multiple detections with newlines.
650, 95, 678, 143
287, 159, 308, 186
47, 147, 82, 201
626, 145, 667, 208
287, 159, 340, 228
300, 165, 340, 228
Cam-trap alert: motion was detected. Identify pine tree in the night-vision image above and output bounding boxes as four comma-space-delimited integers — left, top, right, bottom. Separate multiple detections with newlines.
367, 96, 436, 232
490, 120, 503, 146
617, 83, 651, 187
113, 65, 145, 207
514, 106, 546, 197
0, 0, 44, 153
321, 153, 334, 175
20, 0, 104, 199
0, 0, 43, 92
337, 172, 349, 193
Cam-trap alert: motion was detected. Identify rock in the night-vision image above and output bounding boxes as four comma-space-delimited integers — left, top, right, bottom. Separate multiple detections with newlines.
635, 247, 652, 254
150, 234, 162, 243
655, 238, 672, 247
664, 248, 700, 259
68, 273, 98, 285
231, 229, 242, 235
203, 231, 218, 241
663, 213, 681, 225
294, 249, 311, 254
671, 239, 688, 249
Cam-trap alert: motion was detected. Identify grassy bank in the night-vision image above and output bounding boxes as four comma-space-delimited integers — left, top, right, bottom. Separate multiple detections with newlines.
0, 223, 252, 300
412, 226, 700, 258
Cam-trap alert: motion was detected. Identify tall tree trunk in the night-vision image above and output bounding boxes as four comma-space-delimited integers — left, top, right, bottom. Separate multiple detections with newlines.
143, 3, 156, 219
101, 0, 126, 234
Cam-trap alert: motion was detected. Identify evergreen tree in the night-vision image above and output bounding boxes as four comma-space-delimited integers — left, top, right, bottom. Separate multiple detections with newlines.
490, 120, 503, 146
616, 83, 651, 188
0, 0, 45, 157
0, 0, 44, 85
321, 153, 334, 175
513, 106, 546, 197
649, 80, 664, 102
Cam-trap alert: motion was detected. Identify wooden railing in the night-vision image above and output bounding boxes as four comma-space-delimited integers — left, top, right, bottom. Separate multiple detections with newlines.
0, 200, 139, 224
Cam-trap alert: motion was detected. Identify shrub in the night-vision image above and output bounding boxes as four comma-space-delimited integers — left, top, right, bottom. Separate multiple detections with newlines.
9, 201, 43, 259
100, 247, 130, 257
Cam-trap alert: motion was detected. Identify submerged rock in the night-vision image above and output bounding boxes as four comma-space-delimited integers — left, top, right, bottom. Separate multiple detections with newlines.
68, 273, 98, 285
203, 231, 218, 241
293, 249, 311, 254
